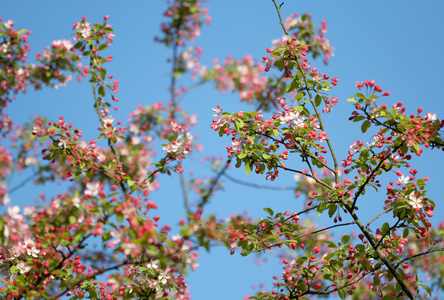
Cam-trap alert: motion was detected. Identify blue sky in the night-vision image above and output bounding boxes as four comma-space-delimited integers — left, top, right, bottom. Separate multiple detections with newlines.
3, 1, 444, 299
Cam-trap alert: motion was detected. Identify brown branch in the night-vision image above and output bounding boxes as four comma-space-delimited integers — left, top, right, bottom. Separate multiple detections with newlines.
341, 199, 415, 299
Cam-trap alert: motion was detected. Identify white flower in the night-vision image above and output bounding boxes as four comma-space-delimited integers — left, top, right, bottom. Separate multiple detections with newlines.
158, 271, 171, 285
103, 115, 114, 125
397, 175, 410, 185
426, 112, 437, 121
85, 182, 100, 196
96, 152, 106, 162
131, 136, 141, 145
23, 206, 35, 216
3, 20, 13, 29
8, 205, 22, 220
129, 123, 140, 134
79, 22, 92, 39
408, 193, 423, 210
24, 157, 38, 166
17, 261, 31, 274
71, 196, 81, 207
58, 136, 68, 148
25, 242, 40, 258
52, 39, 73, 50
146, 260, 159, 270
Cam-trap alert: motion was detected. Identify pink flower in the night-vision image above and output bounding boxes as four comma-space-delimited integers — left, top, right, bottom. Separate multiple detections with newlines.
401, 133, 416, 147
52, 39, 73, 50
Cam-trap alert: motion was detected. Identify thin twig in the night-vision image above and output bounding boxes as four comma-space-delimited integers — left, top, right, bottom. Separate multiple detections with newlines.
395, 247, 444, 269
271, 0, 289, 36
8, 172, 38, 194
272, 0, 339, 184
223, 172, 294, 191
279, 165, 332, 190
351, 143, 402, 212
366, 207, 392, 229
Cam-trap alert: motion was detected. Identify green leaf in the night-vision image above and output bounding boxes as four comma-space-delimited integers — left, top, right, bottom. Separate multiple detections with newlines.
341, 235, 350, 245
421, 284, 432, 296
272, 129, 279, 137
286, 80, 297, 93
73, 41, 83, 49
295, 92, 304, 101
356, 244, 365, 253
328, 204, 337, 218
238, 152, 247, 159
274, 60, 285, 71
338, 288, 346, 299
315, 94, 322, 107
264, 208, 274, 216
317, 201, 326, 216
347, 97, 357, 103
403, 228, 409, 238
381, 222, 390, 234
98, 86, 106, 97
234, 119, 244, 132
362, 259, 372, 271
10, 265, 19, 274
244, 160, 252, 175
100, 67, 107, 79
69, 215, 77, 224
60, 280, 67, 290
361, 120, 371, 133
116, 213, 123, 224
353, 115, 365, 122
322, 241, 337, 248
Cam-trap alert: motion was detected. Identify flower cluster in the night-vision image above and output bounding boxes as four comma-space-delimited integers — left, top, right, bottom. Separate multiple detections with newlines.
156, 0, 211, 47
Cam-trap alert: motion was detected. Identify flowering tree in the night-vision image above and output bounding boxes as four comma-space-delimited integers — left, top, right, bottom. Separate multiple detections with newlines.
1, 1, 444, 299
